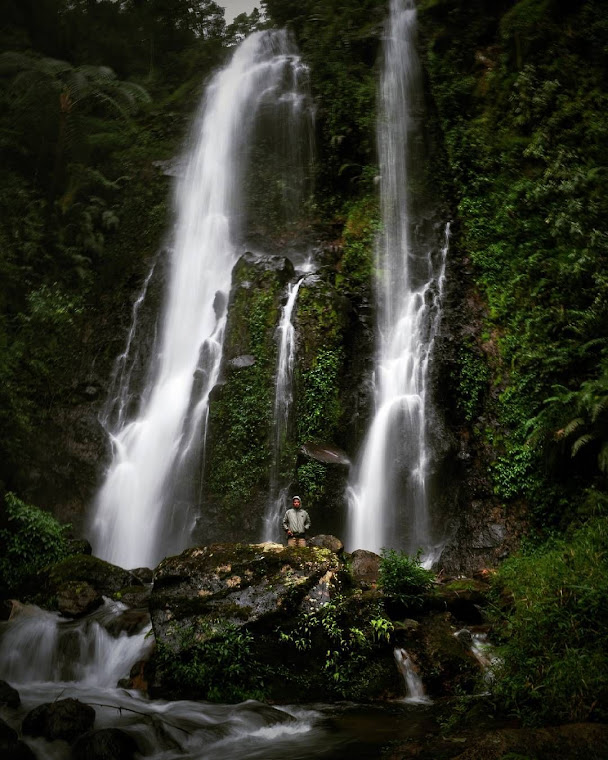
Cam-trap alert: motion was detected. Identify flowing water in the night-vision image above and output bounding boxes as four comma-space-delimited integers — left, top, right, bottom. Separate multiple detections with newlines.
394, 648, 431, 704
347, 0, 449, 558
263, 278, 304, 541
90, 31, 311, 570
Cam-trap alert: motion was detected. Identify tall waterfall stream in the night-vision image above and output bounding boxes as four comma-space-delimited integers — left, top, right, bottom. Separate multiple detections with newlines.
347, 0, 449, 559
90, 31, 311, 570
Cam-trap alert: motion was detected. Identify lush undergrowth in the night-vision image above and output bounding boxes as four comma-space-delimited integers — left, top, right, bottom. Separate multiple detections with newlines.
490, 516, 608, 725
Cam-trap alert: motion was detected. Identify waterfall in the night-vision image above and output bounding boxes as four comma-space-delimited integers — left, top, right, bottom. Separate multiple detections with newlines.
346, 0, 449, 557
394, 648, 431, 704
263, 278, 303, 541
90, 32, 310, 570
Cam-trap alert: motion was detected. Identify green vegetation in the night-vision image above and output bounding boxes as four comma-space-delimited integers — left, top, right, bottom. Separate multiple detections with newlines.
155, 624, 265, 702
490, 517, 608, 725
418, 0, 608, 531
378, 549, 435, 608
0, 492, 73, 591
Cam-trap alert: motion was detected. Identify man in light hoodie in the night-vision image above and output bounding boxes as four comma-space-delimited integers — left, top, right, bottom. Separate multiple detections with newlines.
282, 495, 310, 547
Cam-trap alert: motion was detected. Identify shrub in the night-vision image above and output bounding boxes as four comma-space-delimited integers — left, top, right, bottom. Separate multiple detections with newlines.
0, 492, 73, 592
378, 549, 435, 607
490, 517, 608, 725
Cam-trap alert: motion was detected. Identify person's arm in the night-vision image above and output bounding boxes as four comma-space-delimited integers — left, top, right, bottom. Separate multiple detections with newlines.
303, 510, 311, 532
282, 511, 291, 533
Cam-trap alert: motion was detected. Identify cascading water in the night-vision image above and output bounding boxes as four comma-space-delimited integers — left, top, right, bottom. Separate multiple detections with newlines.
393, 649, 431, 704
263, 278, 303, 541
90, 31, 311, 570
347, 0, 449, 557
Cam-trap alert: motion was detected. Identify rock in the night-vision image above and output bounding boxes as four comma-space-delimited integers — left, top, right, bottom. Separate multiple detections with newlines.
72, 728, 138, 760
57, 581, 103, 618
151, 543, 342, 652
228, 354, 256, 368
36, 555, 143, 611
104, 609, 150, 636
430, 578, 490, 624
300, 442, 351, 466
453, 723, 608, 760
67, 538, 93, 555
22, 698, 95, 742
0, 680, 21, 708
308, 534, 344, 553
349, 549, 381, 587
0, 717, 35, 760
130, 567, 153, 584
112, 585, 151, 609
0, 599, 14, 621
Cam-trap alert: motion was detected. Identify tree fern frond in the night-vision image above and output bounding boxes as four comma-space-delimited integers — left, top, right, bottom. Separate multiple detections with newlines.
572, 434, 594, 457
561, 417, 585, 438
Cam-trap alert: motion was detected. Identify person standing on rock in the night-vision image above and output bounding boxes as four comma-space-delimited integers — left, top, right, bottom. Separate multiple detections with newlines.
283, 495, 310, 547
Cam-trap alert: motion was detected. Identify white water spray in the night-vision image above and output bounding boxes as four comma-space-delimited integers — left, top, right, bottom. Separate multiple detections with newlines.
91, 32, 310, 569
347, 0, 449, 556
263, 278, 303, 541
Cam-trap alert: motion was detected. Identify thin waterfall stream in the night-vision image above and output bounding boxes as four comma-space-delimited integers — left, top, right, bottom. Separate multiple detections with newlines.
347, 0, 449, 558
263, 277, 304, 542
90, 31, 311, 570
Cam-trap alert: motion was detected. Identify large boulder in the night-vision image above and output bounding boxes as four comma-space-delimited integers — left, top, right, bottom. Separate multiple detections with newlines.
34, 555, 143, 613
150, 542, 343, 652
308, 534, 344, 553
148, 543, 404, 703
22, 698, 95, 742
349, 549, 381, 587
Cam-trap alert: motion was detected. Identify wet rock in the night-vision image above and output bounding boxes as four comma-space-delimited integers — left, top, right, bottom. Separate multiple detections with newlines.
67, 538, 93, 555
300, 443, 351, 466
0, 718, 35, 760
36, 555, 143, 611
308, 534, 344, 553
104, 609, 150, 636
453, 722, 608, 760
0, 680, 20, 708
112, 585, 151, 609
57, 581, 103, 618
228, 354, 256, 368
72, 728, 138, 760
349, 549, 380, 587
130, 567, 153, 584
22, 698, 95, 742
151, 543, 342, 652
430, 578, 489, 624
0, 599, 14, 621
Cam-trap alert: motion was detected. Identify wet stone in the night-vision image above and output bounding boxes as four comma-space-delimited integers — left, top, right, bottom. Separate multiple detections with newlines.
0, 680, 21, 708
22, 698, 95, 742
72, 728, 138, 760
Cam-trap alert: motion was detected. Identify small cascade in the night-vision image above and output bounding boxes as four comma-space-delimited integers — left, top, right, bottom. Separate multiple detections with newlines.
394, 648, 431, 704
346, 0, 450, 557
263, 278, 303, 541
90, 31, 311, 570
101, 260, 156, 432
0, 601, 151, 687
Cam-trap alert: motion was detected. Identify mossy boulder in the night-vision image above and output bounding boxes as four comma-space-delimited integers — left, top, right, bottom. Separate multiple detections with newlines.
33, 554, 143, 611
147, 542, 402, 702
428, 578, 490, 624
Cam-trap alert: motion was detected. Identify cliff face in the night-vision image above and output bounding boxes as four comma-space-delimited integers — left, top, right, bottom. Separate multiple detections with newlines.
5, 0, 606, 575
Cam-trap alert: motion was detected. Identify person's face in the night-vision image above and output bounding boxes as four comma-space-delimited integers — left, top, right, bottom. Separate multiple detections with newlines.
293, 499, 301, 509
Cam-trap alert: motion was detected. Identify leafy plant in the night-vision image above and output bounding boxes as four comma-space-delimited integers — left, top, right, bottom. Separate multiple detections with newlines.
0, 492, 73, 591
378, 549, 434, 607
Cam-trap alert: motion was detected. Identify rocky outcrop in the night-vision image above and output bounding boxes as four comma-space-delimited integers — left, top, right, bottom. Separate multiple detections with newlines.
0, 680, 20, 708
32, 554, 144, 614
